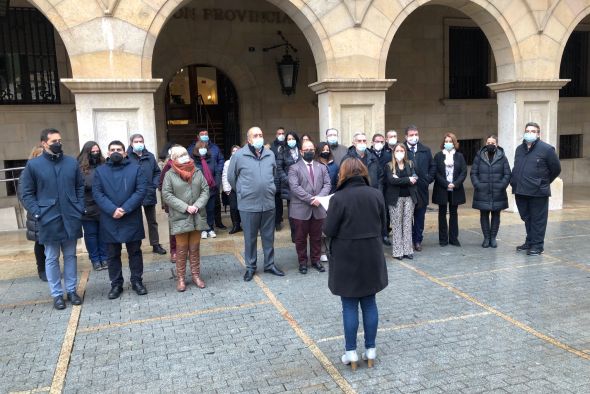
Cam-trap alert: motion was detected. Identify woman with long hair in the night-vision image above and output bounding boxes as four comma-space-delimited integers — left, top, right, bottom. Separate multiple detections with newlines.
277, 131, 301, 241
316, 141, 339, 193
324, 157, 388, 370
77, 141, 107, 270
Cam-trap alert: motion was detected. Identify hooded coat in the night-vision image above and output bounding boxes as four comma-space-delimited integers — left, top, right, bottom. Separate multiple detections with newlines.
470, 146, 511, 211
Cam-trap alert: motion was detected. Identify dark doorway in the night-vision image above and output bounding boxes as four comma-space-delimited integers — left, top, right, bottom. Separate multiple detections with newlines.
165, 65, 240, 156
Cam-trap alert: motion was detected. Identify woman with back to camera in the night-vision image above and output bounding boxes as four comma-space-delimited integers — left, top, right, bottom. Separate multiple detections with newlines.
470, 135, 511, 248
77, 141, 107, 271
324, 157, 388, 370
433, 132, 467, 247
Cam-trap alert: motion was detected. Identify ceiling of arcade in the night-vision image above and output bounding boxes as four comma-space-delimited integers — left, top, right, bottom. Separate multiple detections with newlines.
24, 0, 590, 82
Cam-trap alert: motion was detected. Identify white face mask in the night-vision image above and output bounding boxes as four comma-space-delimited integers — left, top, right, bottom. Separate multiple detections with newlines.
388, 137, 397, 146
177, 155, 191, 164
198, 148, 207, 156
373, 142, 384, 151
394, 152, 405, 161
277, 135, 285, 142
407, 136, 419, 145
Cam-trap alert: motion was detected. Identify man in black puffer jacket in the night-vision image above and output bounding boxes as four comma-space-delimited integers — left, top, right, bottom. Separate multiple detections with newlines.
510, 122, 561, 256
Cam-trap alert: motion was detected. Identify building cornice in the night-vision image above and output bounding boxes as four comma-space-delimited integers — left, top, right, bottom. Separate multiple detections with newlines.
60, 79, 163, 94
487, 79, 570, 93
308, 79, 396, 94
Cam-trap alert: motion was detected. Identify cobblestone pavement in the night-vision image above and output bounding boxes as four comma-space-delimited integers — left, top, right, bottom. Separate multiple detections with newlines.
1, 208, 590, 393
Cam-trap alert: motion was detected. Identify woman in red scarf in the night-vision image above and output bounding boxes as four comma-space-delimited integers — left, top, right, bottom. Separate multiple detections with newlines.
162, 146, 210, 291
192, 141, 219, 239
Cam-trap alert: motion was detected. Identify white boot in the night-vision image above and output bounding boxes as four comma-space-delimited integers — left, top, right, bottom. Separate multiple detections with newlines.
341, 350, 359, 370
362, 348, 376, 368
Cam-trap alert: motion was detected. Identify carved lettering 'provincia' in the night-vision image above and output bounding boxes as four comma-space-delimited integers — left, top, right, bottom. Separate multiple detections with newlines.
173, 8, 293, 24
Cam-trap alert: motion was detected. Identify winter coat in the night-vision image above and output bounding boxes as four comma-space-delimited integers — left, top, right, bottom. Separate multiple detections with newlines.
470, 146, 511, 211
432, 151, 467, 206
324, 160, 339, 194
227, 145, 277, 213
405, 142, 436, 207
343, 146, 383, 192
510, 139, 561, 197
19, 151, 85, 244
162, 167, 210, 235
126, 147, 161, 206
193, 152, 221, 192
276, 146, 301, 199
92, 158, 147, 244
324, 176, 388, 298
187, 140, 225, 176
370, 147, 392, 193
384, 160, 419, 207
82, 165, 101, 220
25, 211, 39, 242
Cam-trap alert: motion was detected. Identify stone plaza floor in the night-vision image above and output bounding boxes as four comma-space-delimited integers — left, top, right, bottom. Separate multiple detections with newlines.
1, 189, 589, 393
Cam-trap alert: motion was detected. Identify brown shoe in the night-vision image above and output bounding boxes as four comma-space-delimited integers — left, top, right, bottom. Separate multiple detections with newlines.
189, 243, 206, 289
414, 243, 422, 252
175, 248, 187, 292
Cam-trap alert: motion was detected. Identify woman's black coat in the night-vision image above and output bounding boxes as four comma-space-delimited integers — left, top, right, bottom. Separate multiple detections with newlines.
470, 146, 511, 211
384, 160, 419, 207
324, 176, 388, 298
432, 151, 467, 206
276, 147, 300, 199
82, 166, 101, 221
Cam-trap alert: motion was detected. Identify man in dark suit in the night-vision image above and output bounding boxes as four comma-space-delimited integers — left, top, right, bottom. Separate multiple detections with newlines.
404, 125, 435, 251
288, 140, 332, 274
511, 122, 561, 256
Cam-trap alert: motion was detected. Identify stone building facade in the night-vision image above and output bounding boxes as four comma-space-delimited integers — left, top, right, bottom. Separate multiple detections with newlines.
2, 0, 590, 208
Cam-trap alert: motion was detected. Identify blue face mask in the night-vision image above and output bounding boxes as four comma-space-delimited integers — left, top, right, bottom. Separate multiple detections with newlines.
252, 138, 264, 150
523, 132, 538, 143
287, 140, 297, 148
356, 143, 367, 153
132, 143, 144, 152
444, 142, 454, 151
199, 135, 209, 143
327, 136, 338, 145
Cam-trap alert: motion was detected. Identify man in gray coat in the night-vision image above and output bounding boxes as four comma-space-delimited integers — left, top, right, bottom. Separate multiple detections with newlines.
228, 126, 285, 281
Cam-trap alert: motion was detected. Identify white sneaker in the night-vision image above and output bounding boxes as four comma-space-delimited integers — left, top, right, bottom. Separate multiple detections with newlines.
201, 231, 208, 239
320, 254, 328, 262
341, 350, 359, 370
208, 230, 217, 238
362, 348, 376, 368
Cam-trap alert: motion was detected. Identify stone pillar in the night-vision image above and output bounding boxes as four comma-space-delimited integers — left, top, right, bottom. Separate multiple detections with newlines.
308, 79, 396, 144
488, 79, 569, 210
60, 79, 163, 155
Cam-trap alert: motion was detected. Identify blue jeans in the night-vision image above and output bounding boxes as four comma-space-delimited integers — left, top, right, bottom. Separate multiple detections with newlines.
82, 220, 107, 263
44, 239, 78, 298
205, 194, 216, 231
341, 295, 378, 351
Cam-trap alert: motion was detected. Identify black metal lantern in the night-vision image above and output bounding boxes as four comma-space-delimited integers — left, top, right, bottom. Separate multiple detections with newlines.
264, 31, 299, 96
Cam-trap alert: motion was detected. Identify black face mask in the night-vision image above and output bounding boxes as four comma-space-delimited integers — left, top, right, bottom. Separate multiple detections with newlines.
110, 152, 124, 164
89, 152, 101, 164
49, 142, 62, 155
319, 152, 330, 160
303, 152, 315, 162
486, 144, 497, 153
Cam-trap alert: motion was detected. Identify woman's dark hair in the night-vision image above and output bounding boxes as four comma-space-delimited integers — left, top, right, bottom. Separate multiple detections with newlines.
159, 141, 176, 160
77, 140, 105, 174
337, 157, 369, 188
486, 134, 498, 144
316, 141, 333, 162
285, 131, 300, 149
193, 140, 210, 158
301, 133, 313, 143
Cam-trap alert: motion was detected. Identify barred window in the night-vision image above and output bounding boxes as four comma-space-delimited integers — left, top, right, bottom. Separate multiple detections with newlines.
0, 7, 60, 104
560, 31, 590, 97
458, 138, 482, 165
3, 159, 26, 196
449, 26, 491, 99
559, 134, 583, 159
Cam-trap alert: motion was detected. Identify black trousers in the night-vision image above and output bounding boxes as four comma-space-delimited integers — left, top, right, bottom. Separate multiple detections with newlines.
438, 192, 459, 243
515, 195, 549, 250
274, 193, 283, 225
34, 241, 45, 273
107, 240, 144, 287
143, 205, 160, 246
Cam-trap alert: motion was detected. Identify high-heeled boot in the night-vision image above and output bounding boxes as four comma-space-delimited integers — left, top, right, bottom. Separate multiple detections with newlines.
175, 247, 187, 292
189, 243, 206, 288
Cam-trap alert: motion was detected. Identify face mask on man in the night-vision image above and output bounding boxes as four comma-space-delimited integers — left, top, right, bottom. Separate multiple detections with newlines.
407, 136, 419, 146
444, 143, 454, 151
356, 143, 367, 153
388, 137, 397, 146
303, 152, 314, 162
252, 137, 264, 150
132, 143, 144, 152
177, 155, 191, 164
110, 152, 123, 164
287, 140, 297, 149
199, 135, 209, 143
327, 136, 338, 146
198, 148, 208, 156
277, 135, 285, 142
394, 152, 405, 161
373, 142, 384, 152
49, 142, 62, 155
523, 132, 538, 143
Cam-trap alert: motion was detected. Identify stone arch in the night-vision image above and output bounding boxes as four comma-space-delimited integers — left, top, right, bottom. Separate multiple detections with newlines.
378, 0, 521, 81
555, 4, 590, 77
25, 0, 75, 56
141, 0, 332, 80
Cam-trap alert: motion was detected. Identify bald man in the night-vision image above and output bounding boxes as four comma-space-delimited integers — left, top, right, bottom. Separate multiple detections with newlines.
227, 127, 285, 281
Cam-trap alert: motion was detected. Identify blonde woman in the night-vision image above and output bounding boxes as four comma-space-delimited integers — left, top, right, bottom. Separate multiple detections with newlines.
162, 146, 210, 291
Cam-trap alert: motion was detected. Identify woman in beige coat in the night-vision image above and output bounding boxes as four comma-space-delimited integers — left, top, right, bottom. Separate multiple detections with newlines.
162, 146, 210, 291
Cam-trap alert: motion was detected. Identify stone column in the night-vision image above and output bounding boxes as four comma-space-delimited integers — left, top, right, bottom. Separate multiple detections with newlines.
308, 79, 396, 144
488, 79, 569, 210
60, 79, 163, 155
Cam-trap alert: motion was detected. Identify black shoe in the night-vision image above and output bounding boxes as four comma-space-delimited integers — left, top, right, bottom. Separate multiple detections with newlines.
92, 262, 102, 271
404, 254, 414, 260
152, 244, 167, 255
275, 222, 283, 231
53, 296, 66, 310
489, 238, 497, 248
449, 240, 461, 247
244, 270, 255, 282
299, 265, 308, 274
394, 256, 403, 260
108, 285, 123, 299
264, 265, 285, 276
216, 223, 227, 230
414, 243, 422, 252
482, 238, 490, 248
132, 282, 148, 295
527, 248, 543, 256
516, 243, 530, 252
228, 225, 242, 234
382, 236, 392, 246
439, 241, 448, 247
38, 271, 48, 282
312, 262, 325, 272
67, 291, 83, 305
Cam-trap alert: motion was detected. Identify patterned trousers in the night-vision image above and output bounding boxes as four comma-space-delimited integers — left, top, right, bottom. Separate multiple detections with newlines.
389, 197, 415, 258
